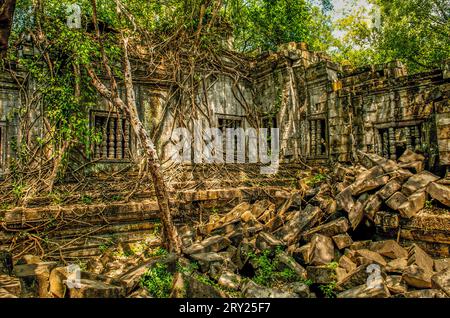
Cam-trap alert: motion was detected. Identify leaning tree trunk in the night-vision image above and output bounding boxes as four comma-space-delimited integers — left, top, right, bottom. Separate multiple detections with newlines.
86, 0, 181, 254
121, 35, 182, 255
85, 61, 182, 255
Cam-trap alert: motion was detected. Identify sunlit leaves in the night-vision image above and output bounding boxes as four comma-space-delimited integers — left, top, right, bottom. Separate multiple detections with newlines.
228, 0, 335, 53
333, 0, 450, 73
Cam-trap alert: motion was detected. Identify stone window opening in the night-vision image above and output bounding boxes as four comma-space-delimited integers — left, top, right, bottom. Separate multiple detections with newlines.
217, 116, 244, 162
262, 116, 277, 153
313, 102, 326, 114
0, 122, 6, 169
92, 111, 132, 161
309, 118, 327, 158
378, 125, 422, 160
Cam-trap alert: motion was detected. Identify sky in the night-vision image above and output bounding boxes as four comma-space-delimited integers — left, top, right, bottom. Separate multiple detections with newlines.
329, 0, 374, 39
331, 0, 371, 20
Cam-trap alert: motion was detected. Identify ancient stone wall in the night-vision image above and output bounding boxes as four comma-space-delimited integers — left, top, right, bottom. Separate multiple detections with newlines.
246, 45, 449, 171
0, 43, 448, 175
0, 70, 19, 172
335, 61, 448, 172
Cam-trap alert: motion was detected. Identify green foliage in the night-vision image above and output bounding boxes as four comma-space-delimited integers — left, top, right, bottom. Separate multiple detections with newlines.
277, 268, 300, 283
228, 0, 335, 53
99, 237, 116, 253
152, 222, 162, 236
12, 182, 25, 199
140, 262, 174, 298
210, 207, 219, 215
0, 203, 11, 211
327, 261, 339, 270
319, 281, 337, 298
176, 260, 199, 275
48, 192, 63, 205
151, 246, 168, 257
333, 0, 450, 73
425, 200, 434, 209
2, 1, 105, 191
305, 173, 327, 186
75, 259, 88, 271
300, 278, 314, 287
195, 273, 218, 287
111, 195, 123, 201
81, 195, 93, 205
373, 0, 449, 73
248, 248, 303, 287
248, 249, 276, 286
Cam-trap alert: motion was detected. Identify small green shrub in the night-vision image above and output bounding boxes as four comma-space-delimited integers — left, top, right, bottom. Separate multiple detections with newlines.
248, 248, 302, 287
151, 246, 168, 257
300, 278, 314, 286
81, 195, 93, 204
176, 260, 199, 275
152, 222, 162, 236
327, 261, 339, 270
140, 263, 173, 298
210, 207, 219, 214
425, 200, 434, 209
111, 195, 123, 201
49, 192, 63, 205
98, 238, 115, 253
0, 203, 11, 211
98, 244, 109, 253
319, 281, 337, 298
305, 173, 327, 186
277, 268, 299, 283
250, 250, 276, 286
12, 182, 25, 199
195, 274, 218, 287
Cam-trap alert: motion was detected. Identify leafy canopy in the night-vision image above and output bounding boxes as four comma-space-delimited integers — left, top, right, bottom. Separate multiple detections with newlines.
333, 0, 450, 73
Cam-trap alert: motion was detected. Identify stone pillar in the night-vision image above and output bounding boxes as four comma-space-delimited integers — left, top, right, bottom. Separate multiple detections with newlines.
382, 130, 389, 158
316, 120, 322, 156
95, 140, 101, 160
310, 120, 316, 157
413, 125, 421, 148
108, 119, 115, 159
116, 118, 123, 159
389, 127, 396, 160
405, 127, 412, 150
101, 123, 108, 159
0, 126, 3, 167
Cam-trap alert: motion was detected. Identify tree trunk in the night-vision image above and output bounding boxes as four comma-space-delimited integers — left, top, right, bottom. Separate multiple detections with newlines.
0, 0, 16, 56
85, 64, 182, 255
87, 0, 181, 254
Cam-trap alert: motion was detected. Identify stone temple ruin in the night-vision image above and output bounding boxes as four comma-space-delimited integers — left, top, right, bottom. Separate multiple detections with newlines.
0, 42, 449, 174
0, 42, 450, 298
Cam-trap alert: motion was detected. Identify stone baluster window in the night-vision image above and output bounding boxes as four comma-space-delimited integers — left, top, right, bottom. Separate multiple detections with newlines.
309, 118, 327, 158
92, 112, 132, 161
0, 122, 5, 169
378, 124, 422, 159
217, 116, 243, 161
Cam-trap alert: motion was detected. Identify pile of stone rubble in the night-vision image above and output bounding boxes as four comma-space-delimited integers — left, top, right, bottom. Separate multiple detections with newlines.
335, 150, 449, 226
172, 149, 450, 298
0, 150, 449, 298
